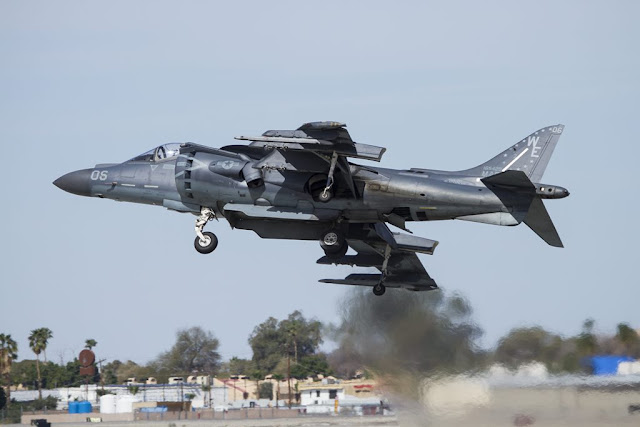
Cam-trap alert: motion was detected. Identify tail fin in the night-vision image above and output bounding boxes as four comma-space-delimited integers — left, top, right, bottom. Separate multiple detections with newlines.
461, 124, 564, 182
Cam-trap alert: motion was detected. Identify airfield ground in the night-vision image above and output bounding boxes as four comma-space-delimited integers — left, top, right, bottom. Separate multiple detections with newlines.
13, 410, 640, 427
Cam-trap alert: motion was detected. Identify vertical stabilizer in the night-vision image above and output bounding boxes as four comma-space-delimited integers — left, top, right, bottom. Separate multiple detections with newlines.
461, 124, 564, 182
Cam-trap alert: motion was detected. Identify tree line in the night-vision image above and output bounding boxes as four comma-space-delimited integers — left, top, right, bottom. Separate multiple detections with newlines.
494, 318, 640, 372
2, 290, 639, 409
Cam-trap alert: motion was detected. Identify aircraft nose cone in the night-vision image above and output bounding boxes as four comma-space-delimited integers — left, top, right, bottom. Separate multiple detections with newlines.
53, 169, 93, 196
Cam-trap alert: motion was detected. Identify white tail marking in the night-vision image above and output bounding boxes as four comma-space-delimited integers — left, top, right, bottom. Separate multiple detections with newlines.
502, 148, 529, 172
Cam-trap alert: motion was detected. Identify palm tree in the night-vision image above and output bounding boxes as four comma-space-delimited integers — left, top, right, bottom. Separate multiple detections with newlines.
39, 328, 53, 363
85, 339, 98, 350
0, 334, 18, 407
29, 328, 52, 400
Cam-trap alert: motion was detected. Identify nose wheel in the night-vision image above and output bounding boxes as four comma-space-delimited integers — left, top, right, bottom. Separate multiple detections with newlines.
195, 232, 218, 254
194, 207, 218, 254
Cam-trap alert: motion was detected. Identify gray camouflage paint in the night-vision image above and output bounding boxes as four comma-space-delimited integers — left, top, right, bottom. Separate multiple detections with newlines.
54, 122, 568, 295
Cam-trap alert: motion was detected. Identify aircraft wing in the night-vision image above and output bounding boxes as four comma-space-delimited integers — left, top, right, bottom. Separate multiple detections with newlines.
229, 121, 385, 161
221, 121, 386, 198
317, 234, 439, 292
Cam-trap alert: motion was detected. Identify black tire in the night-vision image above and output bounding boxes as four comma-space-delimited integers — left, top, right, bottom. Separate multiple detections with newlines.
373, 283, 386, 296
316, 188, 333, 203
194, 231, 218, 254
319, 229, 345, 254
323, 242, 348, 259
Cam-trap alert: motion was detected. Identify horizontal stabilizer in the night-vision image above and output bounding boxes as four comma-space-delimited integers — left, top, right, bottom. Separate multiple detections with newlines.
523, 196, 564, 248
481, 170, 536, 191
480, 170, 564, 247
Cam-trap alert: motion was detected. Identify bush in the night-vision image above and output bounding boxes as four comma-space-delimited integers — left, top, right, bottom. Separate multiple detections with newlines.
31, 396, 59, 411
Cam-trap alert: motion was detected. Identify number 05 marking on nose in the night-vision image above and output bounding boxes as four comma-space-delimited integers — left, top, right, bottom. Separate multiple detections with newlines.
91, 170, 108, 181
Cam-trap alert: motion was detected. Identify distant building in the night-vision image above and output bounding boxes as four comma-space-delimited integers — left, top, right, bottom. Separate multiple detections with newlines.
299, 384, 345, 406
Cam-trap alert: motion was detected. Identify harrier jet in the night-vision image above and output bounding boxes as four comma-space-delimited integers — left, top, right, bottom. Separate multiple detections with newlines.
54, 122, 568, 295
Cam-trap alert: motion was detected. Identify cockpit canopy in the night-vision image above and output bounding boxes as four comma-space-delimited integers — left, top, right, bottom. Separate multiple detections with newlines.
130, 143, 183, 162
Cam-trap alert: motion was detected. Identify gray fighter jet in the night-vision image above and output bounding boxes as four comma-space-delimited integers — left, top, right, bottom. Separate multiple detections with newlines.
54, 122, 568, 296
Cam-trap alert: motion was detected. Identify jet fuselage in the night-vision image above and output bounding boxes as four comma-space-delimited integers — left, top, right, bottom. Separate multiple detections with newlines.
54, 149, 567, 233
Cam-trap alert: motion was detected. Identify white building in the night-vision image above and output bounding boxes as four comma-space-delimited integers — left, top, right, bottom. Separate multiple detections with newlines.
300, 384, 345, 406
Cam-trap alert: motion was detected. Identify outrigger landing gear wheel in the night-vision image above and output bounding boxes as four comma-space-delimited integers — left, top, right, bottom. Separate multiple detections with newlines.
194, 231, 218, 254
317, 188, 333, 203
373, 283, 386, 296
320, 229, 347, 258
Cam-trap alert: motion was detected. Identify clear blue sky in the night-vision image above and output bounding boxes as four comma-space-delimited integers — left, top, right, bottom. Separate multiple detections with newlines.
1, 1, 639, 365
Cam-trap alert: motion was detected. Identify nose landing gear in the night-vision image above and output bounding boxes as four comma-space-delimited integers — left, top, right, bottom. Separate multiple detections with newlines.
194, 207, 218, 254
195, 231, 218, 254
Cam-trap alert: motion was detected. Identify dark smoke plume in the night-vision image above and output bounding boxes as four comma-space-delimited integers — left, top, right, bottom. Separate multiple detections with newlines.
329, 287, 485, 395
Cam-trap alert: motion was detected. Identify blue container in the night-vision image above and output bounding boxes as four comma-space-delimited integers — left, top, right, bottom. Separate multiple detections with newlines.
78, 401, 92, 413
68, 401, 78, 414
589, 355, 635, 375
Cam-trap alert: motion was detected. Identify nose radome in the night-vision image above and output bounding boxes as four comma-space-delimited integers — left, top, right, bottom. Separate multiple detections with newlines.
53, 169, 93, 196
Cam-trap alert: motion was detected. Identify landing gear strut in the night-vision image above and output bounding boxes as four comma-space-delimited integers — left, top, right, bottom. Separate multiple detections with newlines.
194, 207, 218, 254
372, 245, 392, 296
319, 151, 339, 203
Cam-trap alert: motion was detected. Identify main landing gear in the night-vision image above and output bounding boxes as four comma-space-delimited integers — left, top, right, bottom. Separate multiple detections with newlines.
194, 207, 218, 254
